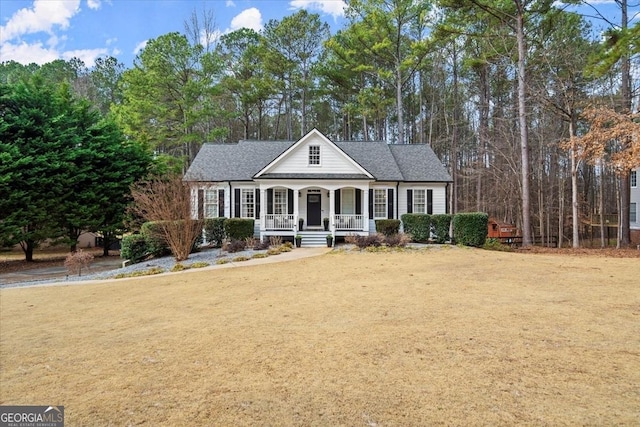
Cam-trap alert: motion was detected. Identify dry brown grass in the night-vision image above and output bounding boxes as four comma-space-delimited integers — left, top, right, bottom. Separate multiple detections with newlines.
1, 247, 639, 426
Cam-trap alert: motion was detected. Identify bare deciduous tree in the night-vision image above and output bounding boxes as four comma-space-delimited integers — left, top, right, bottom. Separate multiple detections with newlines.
130, 175, 203, 262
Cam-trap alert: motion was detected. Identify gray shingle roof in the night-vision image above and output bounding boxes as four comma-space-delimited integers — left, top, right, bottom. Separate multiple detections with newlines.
184, 138, 452, 183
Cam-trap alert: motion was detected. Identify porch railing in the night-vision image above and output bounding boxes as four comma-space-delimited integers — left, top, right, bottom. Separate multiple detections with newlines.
264, 214, 295, 230
334, 214, 364, 230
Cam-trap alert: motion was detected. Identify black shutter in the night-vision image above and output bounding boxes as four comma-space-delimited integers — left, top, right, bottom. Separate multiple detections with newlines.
407, 189, 413, 214
267, 189, 273, 214
255, 189, 260, 219
287, 189, 294, 214
427, 189, 433, 215
355, 189, 362, 215
369, 189, 374, 219
218, 189, 224, 217
234, 188, 240, 218
335, 189, 341, 215
197, 189, 204, 219
387, 188, 394, 219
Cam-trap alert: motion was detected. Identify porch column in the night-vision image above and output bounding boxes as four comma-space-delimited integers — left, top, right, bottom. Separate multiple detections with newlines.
294, 189, 300, 231
260, 188, 266, 232
363, 187, 370, 232
329, 189, 335, 233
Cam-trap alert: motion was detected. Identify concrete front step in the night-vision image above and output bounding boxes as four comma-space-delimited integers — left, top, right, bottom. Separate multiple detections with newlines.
297, 232, 332, 248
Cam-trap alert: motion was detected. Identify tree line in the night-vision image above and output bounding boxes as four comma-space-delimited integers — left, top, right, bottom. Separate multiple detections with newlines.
1, 0, 639, 256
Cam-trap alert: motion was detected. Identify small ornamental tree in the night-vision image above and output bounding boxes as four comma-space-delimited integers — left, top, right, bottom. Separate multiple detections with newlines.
64, 249, 94, 276
130, 175, 204, 262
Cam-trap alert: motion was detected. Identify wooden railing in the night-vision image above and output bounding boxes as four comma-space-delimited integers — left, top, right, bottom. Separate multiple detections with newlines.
334, 214, 365, 230
492, 235, 558, 248
264, 214, 295, 230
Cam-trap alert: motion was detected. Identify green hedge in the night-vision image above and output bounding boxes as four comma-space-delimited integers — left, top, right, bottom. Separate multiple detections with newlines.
140, 221, 171, 257
431, 214, 452, 244
224, 218, 255, 240
452, 212, 488, 247
375, 219, 401, 236
204, 217, 227, 247
120, 234, 148, 263
401, 213, 431, 242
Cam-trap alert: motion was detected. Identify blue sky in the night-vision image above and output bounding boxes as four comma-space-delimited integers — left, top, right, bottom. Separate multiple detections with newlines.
0, 0, 635, 69
0, 0, 347, 67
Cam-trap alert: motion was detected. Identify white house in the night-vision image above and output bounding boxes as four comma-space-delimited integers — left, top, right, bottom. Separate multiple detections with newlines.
184, 129, 452, 246
631, 167, 639, 244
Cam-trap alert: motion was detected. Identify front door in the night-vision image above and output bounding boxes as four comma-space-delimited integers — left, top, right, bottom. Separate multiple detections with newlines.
307, 194, 322, 226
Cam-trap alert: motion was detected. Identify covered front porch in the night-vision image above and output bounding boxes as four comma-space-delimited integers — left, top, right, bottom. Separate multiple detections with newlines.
257, 183, 371, 243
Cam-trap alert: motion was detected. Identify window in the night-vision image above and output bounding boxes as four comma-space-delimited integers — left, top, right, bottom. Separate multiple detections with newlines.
341, 188, 355, 215
274, 188, 287, 214
241, 189, 254, 218
631, 202, 637, 223
631, 170, 637, 188
413, 189, 426, 213
308, 145, 320, 165
204, 189, 218, 218
374, 189, 387, 219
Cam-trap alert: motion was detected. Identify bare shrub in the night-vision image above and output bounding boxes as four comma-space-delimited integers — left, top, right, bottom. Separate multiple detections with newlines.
253, 239, 270, 250
223, 239, 246, 253
130, 175, 204, 262
64, 249, 94, 276
385, 233, 411, 247
269, 236, 282, 247
345, 233, 384, 249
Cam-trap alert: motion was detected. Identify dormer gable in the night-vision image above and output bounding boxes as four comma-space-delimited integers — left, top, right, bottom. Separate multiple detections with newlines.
254, 129, 373, 179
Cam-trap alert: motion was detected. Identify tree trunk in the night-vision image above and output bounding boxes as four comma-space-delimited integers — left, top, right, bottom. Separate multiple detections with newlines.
599, 160, 606, 248
396, 65, 404, 144
619, 0, 632, 247
515, 3, 532, 246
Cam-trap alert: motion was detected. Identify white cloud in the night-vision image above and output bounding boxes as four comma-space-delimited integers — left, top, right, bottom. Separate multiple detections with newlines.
86, 0, 101, 10
0, 40, 60, 64
133, 40, 147, 55
289, 0, 346, 18
200, 29, 222, 47
229, 8, 263, 32
62, 47, 108, 65
226, 0, 236, 7
0, 0, 81, 43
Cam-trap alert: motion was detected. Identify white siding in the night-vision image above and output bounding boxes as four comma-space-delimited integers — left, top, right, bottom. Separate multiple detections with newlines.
397, 183, 448, 217
267, 134, 364, 175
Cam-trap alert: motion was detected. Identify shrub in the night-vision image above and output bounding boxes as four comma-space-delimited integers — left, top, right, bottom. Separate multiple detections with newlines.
216, 258, 230, 265
266, 247, 282, 255
252, 253, 268, 259
171, 263, 188, 272
223, 239, 247, 253
190, 261, 210, 268
431, 214, 452, 244
232, 256, 250, 262
345, 233, 384, 249
401, 214, 431, 242
375, 219, 401, 237
384, 233, 411, 247
224, 218, 255, 241
140, 221, 171, 258
120, 234, 148, 263
482, 238, 512, 252
114, 267, 164, 279
253, 239, 271, 250
269, 235, 282, 247
64, 249, 94, 276
204, 218, 227, 247
453, 212, 489, 247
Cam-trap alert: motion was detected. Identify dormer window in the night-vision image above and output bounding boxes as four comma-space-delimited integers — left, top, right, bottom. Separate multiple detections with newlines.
308, 145, 320, 165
